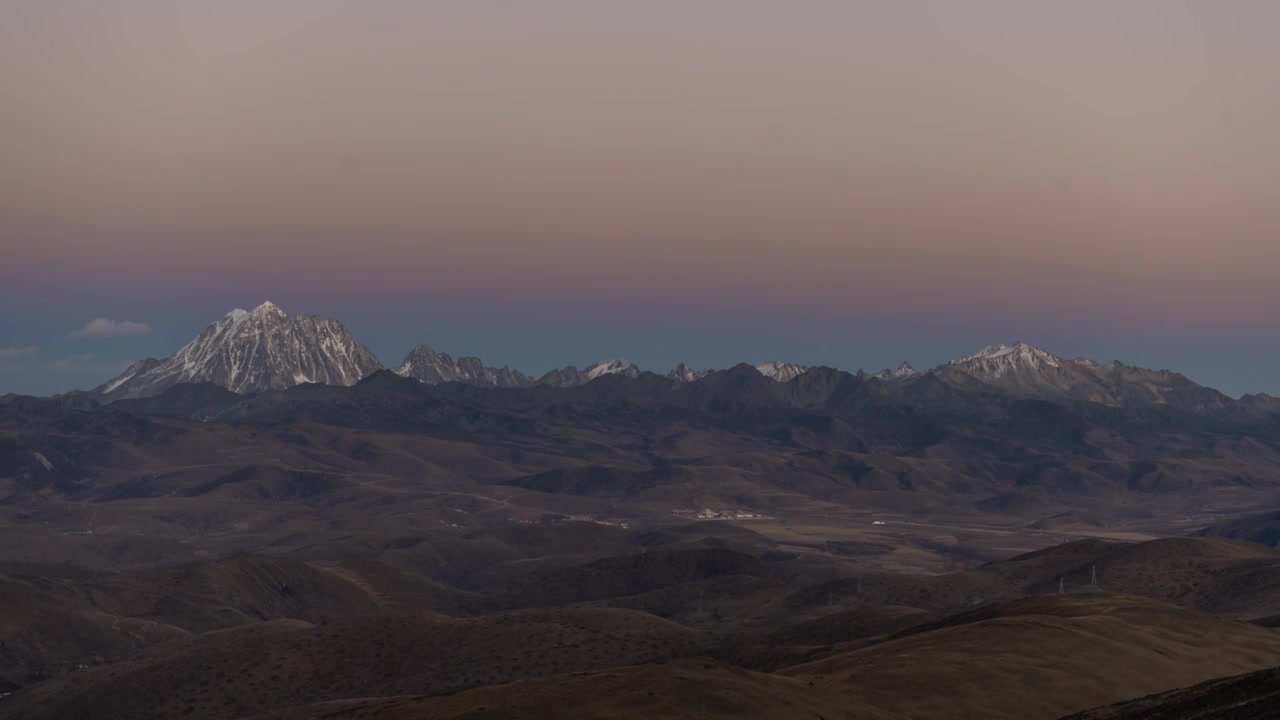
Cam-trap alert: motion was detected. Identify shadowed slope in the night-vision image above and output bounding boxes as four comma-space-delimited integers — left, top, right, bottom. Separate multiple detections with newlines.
0, 608, 709, 720
1063, 665, 1280, 720
242, 658, 906, 720
782, 594, 1280, 720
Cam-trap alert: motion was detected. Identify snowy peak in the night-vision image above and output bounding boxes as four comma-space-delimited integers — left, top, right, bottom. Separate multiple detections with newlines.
947, 342, 1065, 378
583, 359, 641, 381
95, 303, 383, 398
928, 341, 1233, 411
98, 358, 161, 395
939, 341, 1119, 402
957, 342, 1055, 363
667, 363, 710, 383
250, 300, 285, 318
872, 361, 918, 380
754, 361, 810, 383
534, 359, 640, 388
393, 344, 455, 384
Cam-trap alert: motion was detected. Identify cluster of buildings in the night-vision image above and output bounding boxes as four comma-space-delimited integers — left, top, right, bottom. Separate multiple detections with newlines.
670, 508, 768, 521
505, 515, 631, 529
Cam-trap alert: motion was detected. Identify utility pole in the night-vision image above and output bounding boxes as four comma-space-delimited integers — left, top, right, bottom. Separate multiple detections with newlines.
1059, 577, 1064, 595
1091, 565, 1097, 588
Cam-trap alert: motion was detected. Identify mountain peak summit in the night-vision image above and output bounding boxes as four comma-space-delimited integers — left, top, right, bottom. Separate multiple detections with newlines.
584, 359, 640, 381
250, 300, 286, 318
872, 361, 918, 380
394, 344, 531, 388
940, 342, 1071, 381
667, 363, 709, 383
957, 342, 1054, 362
95, 305, 382, 398
755, 361, 810, 382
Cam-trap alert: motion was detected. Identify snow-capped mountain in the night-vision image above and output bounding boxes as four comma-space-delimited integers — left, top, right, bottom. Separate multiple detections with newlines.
95, 302, 384, 399
584, 359, 640, 381
754, 361, 810, 382
533, 359, 641, 388
931, 342, 1232, 412
872, 361, 918, 380
394, 344, 531, 388
946, 343, 1065, 379
667, 363, 710, 383
87, 309, 1237, 414
932, 342, 1100, 400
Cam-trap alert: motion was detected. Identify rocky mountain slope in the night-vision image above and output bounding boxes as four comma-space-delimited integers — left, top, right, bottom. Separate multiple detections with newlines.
86, 303, 1261, 414
95, 302, 383, 399
393, 344, 531, 388
667, 363, 711, 382
532, 359, 641, 387
871, 361, 918, 380
1065, 664, 1280, 720
935, 342, 1233, 412
754, 361, 811, 382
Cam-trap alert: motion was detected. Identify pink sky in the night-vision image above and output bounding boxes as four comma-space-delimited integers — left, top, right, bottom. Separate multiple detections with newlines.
3, 1, 1280, 395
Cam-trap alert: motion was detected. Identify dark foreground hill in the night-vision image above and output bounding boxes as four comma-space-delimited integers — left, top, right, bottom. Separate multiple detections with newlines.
5, 593, 1279, 720
0, 608, 708, 720
4, 535, 1280, 697
244, 659, 907, 720
789, 537, 1280, 623
782, 594, 1280, 720
1063, 666, 1280, 720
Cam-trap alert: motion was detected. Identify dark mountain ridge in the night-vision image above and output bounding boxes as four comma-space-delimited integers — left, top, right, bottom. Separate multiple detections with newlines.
86, 361, 1280, 438
77, 304, 1271, 415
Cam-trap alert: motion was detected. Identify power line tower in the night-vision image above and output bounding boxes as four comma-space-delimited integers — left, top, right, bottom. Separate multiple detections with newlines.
1091, 565, 1098, 588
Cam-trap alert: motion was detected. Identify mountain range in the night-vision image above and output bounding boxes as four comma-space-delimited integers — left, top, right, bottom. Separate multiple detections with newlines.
12, 306, 1280, 720
89, 303, 1275, 419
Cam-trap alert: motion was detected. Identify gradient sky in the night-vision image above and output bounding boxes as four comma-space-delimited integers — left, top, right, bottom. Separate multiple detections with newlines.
3, 1, 1280, 397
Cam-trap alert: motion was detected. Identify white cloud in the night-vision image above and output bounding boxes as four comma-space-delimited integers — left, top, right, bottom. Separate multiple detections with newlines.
70, 318, 153, 338
0, 346, 39, 362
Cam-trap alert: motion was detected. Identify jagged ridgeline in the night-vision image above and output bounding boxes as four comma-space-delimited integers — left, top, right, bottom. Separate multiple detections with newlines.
93, 304, 1271, 419
96, 303, 383, 399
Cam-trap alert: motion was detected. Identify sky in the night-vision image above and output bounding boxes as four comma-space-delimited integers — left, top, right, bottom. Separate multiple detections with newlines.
3, 1, 1280, 397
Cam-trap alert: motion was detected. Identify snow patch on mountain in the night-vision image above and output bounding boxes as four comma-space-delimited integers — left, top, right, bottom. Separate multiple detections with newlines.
947, 342, 1063, 379
98, 358, 160, 395
667, 363, 710, 383
584, 359, 640, 381
755, 361, 810, 382
872, 361, 918, 380
95, 302, 383, 398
